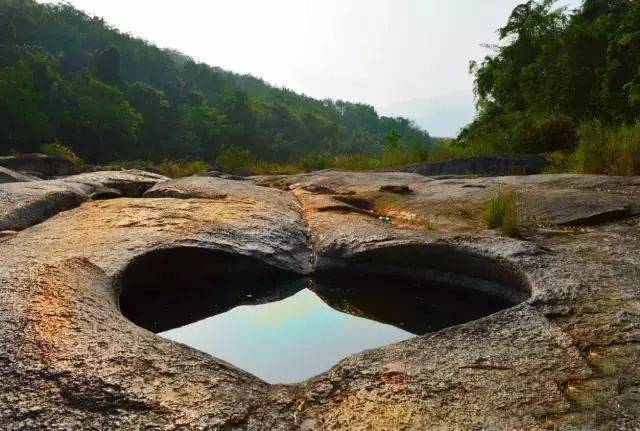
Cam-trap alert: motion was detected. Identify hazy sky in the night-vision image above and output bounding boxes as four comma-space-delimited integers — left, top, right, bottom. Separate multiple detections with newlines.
45, 0, 581, 111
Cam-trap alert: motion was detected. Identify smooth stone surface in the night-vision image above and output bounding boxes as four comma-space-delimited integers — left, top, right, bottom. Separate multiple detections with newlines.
0, 170, 167, 230
396, 154, 550, 176
0, 153, 81, 178
0, 166, 39, 184
0, 170, 638, 430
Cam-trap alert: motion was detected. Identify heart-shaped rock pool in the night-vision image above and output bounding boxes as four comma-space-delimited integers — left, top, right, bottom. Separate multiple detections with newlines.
119, 246, 527, 383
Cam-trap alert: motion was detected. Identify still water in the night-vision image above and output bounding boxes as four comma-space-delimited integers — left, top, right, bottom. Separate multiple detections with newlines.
120, 248, 515, 385
160, 288, 414, 384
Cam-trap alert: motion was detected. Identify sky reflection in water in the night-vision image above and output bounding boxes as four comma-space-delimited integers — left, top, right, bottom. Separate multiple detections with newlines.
161, 288, 414, 384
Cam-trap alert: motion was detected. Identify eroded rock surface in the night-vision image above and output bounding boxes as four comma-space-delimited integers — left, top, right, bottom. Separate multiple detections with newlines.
0, 166, 39, 184
0, 170, 167, 231
397, 154, 549, 176
0, 170, 638, 430
0, 153, 81, 178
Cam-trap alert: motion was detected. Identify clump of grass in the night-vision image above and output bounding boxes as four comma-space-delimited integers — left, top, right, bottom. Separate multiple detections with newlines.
422, 216, 436, 231
483, 188, 520, 237
331, 154, 378, 171
248, 161, 304, 175
217, 146, 253, 170
40, 140, 84, 165
156, 160, 209, 178
107, 160, 209, 178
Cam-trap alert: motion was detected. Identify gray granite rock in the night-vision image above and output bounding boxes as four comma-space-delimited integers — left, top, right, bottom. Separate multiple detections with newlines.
0, 170, 167, 231
396, 154, 549, 176
0, 153, 81, 178
0, 171, 638, 430
0, 166, 40, 184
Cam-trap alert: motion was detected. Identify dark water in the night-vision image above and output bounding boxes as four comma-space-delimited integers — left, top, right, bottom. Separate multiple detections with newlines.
122, 269, 514, 384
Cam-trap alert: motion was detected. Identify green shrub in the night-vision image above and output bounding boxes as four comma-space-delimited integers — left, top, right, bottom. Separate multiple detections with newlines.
107, 159, 208, 178
248, 161, 304, 175
570, 120, 640, 176
298, 152, 333, 171
156, 160, 209, 178
40, 140, 84, 165
379, 147, 421, 168
217, 146, 253, 170
456, 112, 578, 156
483, 188, 520, 238
331, 154, 377, 171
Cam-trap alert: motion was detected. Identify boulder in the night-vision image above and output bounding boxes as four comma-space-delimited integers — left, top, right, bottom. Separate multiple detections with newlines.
89, 187, 123, 200
0, 153, 82, 178
397, 154, 549, 176
0, 170, 167, 231
0, 166, 39, 184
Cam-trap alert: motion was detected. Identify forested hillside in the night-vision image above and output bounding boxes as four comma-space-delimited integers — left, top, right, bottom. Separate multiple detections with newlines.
0, 0, 430, 164
457, 0, 640, 174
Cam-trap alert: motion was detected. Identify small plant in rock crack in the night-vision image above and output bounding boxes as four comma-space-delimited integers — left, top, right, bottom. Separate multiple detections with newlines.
483, 188, 520, 238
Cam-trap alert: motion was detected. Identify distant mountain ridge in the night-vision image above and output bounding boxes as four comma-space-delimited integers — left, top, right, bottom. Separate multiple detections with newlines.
381, 90, 476, 138
0, 0, 431, 163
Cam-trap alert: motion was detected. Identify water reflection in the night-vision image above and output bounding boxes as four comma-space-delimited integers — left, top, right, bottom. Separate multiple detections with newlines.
315, 274, 514, 334
161, 287, 413, 383
120, 249, 516, 383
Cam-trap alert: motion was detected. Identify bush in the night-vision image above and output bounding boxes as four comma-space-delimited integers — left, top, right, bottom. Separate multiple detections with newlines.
569, 120, 640, 176
483, 188, 520, 238
380, 147, 421, 168
298, 152, 333, 171
247, 161, 304, 175
217, 146, 253, 170
156, 160, 209, 178
331, 154, 377, 171
40, 140, 84, 165
107, 159, 208, 178
456, 112, 577, 156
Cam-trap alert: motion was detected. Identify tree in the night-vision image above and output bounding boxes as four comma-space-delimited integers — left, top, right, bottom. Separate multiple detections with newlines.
0, 53, 59, 153
125, 82, 171, 159
0, 0, 431, 162
459, 0, 640, 154
92, 46, 121, 85
61, 71, 142, 162
170, 90, 221, 159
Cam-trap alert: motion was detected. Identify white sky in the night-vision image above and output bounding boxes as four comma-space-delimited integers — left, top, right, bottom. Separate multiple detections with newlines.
44, 0, 582, 111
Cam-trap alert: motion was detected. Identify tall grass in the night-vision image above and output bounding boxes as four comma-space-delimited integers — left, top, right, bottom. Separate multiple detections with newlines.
40, 140, 84, 165
107, 160, 208, 178
483, 188, 520, 238
569, 120, 640, 176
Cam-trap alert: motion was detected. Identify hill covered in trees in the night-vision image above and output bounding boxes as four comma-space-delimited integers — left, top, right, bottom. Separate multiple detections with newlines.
456, 0, 640, 174
0, 0, 431, 165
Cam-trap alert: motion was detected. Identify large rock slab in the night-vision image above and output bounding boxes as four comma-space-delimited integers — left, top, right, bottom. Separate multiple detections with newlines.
0, 171, 638, 430
0, 166, 39, 184
397, 154, 549, 176
259, 171, 640, 231
0, 153, 81, 178
0, 170, 167, 231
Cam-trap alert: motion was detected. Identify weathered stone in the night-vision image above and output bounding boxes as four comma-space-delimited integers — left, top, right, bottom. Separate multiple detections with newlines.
0, 153, 81, 178
0, 170, 167, 231
379, 184, 413, 194
0, 166, 39, 184
0, 230, 17, 240
89, 187, 123, 200
397, 154, 549, 176
0, 170, 638, 430
197, 170, 248, 181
